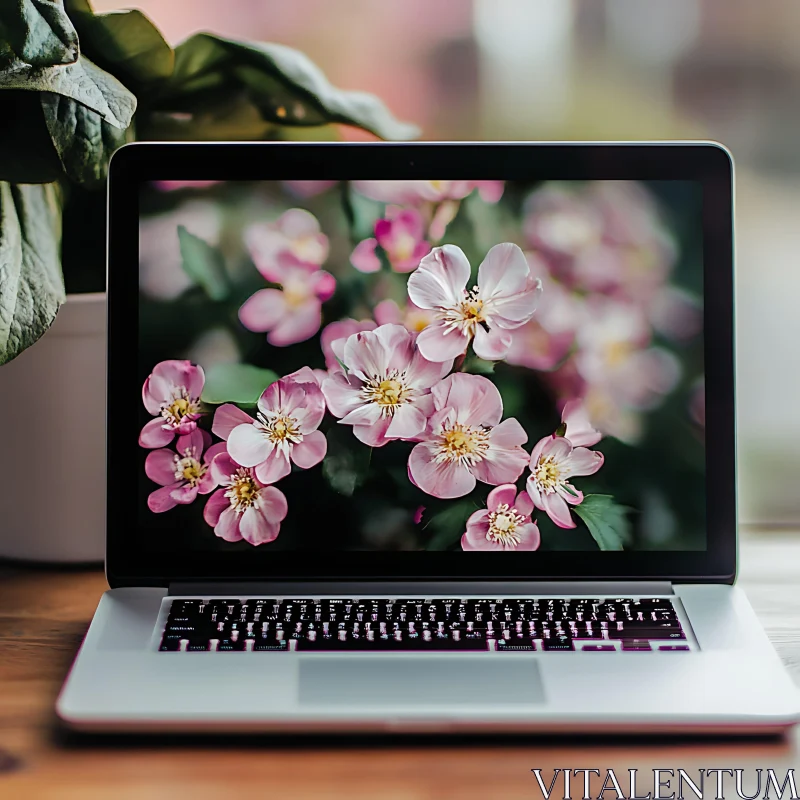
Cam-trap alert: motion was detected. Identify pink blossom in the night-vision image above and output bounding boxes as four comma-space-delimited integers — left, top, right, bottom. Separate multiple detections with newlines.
648, 286, 703, 342
139, 201, 221, 300
351, 180, 504, 205
140, 360, 205, 448
589, 181, 675, 255
204, 452, 288, 546
473, 181, 505, 203
321, 324, 452, 447
428, 200, 460, 241
524, 182, 675, 304
407, 243, 542, 362
214, 373, 327, 485
505, 320, 574, 372
574, 298, 681, 414
374, 298, 435, 334
239, 266, 336, 347
320, 318, 377, 371
408, 374, 529, 499
152, 180, 222, 191
526, 436, 604, 529
350, 206, 431, 274
524, 184, 603, 258
245, 208, 329, 279
351, 180, 475, 205
282, 180, 337, 197
559, 399, 602, 447
505, 253, 580, 371
145, 429, 226, 513
461, 484, 540, 551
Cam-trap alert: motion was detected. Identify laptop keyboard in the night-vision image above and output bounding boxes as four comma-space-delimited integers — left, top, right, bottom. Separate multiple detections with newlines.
159, 597, 693, 652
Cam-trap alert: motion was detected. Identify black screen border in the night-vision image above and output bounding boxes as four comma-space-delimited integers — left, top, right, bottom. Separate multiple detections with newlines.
107, 141, 735, 587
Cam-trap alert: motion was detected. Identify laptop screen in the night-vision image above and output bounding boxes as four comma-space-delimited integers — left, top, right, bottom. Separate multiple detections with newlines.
137, 179, 704, 555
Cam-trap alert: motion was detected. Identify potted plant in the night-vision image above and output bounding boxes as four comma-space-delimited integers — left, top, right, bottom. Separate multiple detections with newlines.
0, 0, 416, 561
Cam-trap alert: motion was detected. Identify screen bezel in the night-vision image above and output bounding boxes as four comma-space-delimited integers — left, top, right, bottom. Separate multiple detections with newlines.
107, 141, 735, 587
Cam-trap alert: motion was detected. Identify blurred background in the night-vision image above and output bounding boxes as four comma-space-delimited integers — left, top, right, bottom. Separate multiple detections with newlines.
99, 0, 800, 527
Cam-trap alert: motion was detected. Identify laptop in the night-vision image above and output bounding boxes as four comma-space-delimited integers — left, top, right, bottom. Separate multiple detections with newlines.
57, 141, 799, 733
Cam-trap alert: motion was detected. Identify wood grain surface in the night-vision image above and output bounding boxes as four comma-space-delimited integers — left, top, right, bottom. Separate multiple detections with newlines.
1, 530, 798, 799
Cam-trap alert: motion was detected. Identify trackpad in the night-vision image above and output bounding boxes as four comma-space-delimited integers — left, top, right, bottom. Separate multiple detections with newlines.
298, 657, 545, 705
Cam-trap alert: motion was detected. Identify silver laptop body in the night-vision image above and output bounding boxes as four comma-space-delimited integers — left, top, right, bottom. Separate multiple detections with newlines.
57, 142, 800, 733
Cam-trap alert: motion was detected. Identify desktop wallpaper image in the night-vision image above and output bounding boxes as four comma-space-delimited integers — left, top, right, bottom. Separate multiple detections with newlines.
137, 179, 704, 553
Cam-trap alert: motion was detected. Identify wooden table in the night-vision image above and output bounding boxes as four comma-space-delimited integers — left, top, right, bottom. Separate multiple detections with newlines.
1, 531, 799, 799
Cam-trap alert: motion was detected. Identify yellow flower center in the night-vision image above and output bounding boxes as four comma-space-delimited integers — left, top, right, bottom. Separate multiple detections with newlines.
461, 298, 484, 321
439, 287, 487, 336
604, 340, 634, 368
361, 371, 413, 416
225, 468, 262, 513
160, 389, 200, 429
291, 234, 323, 264
173, 452, 206, 486
392, 231, 417, 263
487, 503, 526, 547
533, 455, 562, 493
435, 422, 490, 466
282, 278, 311, 308
257, 411, 303, 451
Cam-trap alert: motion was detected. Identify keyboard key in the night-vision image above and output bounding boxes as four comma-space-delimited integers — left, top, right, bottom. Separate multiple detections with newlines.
541, 638, 575, 651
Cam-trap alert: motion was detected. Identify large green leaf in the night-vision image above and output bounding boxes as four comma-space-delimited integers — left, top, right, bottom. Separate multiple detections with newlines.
0, 53, 136, 129
40, 89, 133, 187
66, 7, 174, 84
177, 225, 229, 301
201, 363, 278, 406
140, 92, 277, 141
158, 33, 419, 140
573, 494, 631, 551
0, 181, 64, 365
0, 0, 79, 69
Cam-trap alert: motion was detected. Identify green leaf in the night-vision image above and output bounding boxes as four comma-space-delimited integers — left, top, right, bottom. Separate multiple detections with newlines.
463, 355, 495, 375
573, 494, 631, 551
0, 181, 65, 365
40, 90, 132, 187
0, 0, 79, 69
139, 92, 277, 141
177, 226, 229, 301
424, 501, 476, 551
201, 363, 278, 406
0, 53, 136, 130
66, 8, 174, 84
160, 33, 419, 140
322, 425, 371, 497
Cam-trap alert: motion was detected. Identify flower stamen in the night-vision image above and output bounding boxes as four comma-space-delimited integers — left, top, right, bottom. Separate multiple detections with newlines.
433, 422, 490, 466
533, 455, 562, 494
224, 467, 262, 514
360, 369, 413, 416
437, 287, 488, 336
173, 447, 206, 486
486, 502, 526, 547
256, 410, 303, 456
160, 386, 200, 429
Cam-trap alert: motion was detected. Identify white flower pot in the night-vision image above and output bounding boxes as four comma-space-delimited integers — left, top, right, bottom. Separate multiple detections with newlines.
0, 293, 106, 562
